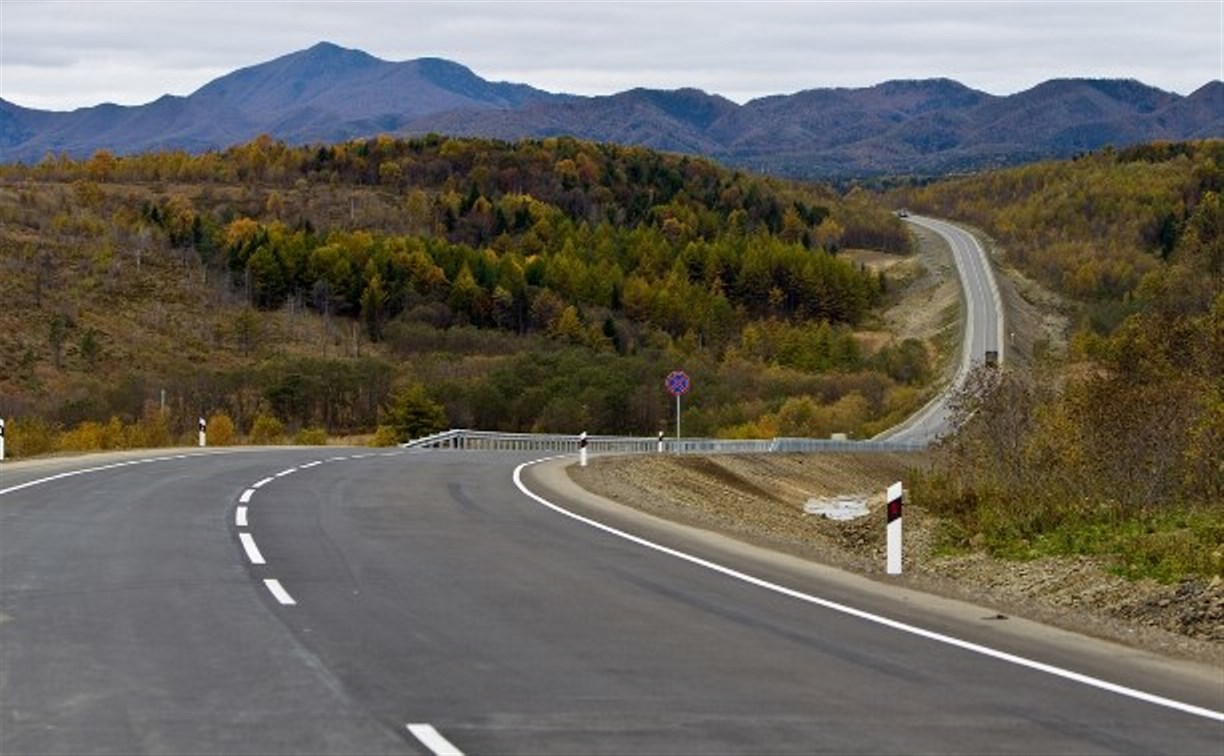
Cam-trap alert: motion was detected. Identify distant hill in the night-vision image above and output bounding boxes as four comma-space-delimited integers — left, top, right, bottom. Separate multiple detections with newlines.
2, 42, 1220, 178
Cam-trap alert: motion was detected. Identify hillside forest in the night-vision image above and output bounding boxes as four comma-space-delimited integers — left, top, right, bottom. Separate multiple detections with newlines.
894, 141, 1222, 579
0, 135, 920, 453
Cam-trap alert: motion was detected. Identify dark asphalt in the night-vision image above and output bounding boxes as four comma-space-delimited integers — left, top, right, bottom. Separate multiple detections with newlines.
1, 449, 1221, 754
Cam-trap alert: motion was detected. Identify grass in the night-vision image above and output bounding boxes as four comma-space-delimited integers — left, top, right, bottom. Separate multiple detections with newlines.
922, 482, 1223, 583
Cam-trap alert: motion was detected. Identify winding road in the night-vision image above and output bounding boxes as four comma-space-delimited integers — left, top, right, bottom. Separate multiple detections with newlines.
878, 215, 1005, 444
2, 447, 1221, 753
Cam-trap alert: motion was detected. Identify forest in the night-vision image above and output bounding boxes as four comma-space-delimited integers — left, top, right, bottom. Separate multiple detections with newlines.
0, 134, 921, 453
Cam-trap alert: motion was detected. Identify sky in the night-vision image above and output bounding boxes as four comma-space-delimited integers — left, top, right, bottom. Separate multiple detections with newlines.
2, 0, 1221, 112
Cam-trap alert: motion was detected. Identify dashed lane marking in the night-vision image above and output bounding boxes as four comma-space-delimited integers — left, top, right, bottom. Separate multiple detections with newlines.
263, 579, 296, 606
238, 532, 266, 565
406, 724, 464, 756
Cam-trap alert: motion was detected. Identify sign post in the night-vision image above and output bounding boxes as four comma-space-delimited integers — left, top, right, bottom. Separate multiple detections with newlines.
664, 371, 690, 439
198, 417, 207, 448
886, 482, 903, 575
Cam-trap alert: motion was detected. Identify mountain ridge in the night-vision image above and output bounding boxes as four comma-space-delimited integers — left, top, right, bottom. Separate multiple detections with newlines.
2, 41, 1220, 178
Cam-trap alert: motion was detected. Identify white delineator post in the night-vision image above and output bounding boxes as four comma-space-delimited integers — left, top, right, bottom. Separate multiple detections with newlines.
579, 431, 588, 467
657, 430, 665, 453
0, 418, 6, 462
886, 482, 903, 575
198, 417, 207, 448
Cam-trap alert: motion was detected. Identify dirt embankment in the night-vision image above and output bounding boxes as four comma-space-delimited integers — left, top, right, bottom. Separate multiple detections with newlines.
569, 453, 1224, 666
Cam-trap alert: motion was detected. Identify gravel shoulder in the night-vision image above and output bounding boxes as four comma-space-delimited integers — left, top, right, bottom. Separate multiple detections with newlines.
569, 452, 1223, 668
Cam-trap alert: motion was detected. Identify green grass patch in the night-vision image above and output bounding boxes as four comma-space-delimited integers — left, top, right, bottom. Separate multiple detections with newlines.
914, 471, 1223, 582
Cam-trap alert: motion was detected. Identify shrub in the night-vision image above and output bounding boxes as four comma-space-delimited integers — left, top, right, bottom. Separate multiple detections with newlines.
248, 413, 284, 445
127, 403, 172, 449
60, 421, 106, 451
370, 425, 400, 447
6, 418, 61, 458
293, 427, 328, 445
206, 412, 237, 446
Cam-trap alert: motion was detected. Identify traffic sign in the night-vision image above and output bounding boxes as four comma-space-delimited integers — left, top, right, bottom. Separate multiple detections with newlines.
665, 370, 690, 396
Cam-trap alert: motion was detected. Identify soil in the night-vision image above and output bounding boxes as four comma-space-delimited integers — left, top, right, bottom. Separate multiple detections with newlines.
569, 453, 1224, 666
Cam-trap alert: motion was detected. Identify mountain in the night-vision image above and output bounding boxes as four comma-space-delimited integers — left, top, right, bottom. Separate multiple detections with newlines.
0, 42, 568, 160
2, 42, 1219, 178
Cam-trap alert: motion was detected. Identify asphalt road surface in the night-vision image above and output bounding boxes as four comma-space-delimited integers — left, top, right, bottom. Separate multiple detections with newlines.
2, 449, 1221, 754
879, 215, 1004, 445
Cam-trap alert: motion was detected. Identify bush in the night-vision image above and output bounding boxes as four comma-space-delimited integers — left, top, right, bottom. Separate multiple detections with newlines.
293, 427, 328, 445
7, 417, 61, 458
127, 403, 172, 449
370, 425, 400, 447
248, 413, 284, 445
206, 412, 237, 446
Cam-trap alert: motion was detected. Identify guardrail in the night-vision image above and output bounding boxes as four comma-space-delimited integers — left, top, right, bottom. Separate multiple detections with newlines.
401, 429, 926, 454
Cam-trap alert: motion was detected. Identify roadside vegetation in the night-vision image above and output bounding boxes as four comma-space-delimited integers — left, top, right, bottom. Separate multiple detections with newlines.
0, 134, 924, 456
895, 141, 1222, 582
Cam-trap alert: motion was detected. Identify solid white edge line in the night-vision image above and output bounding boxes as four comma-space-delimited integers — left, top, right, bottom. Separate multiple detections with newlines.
0, 451, 222, 496
235, 506, 248, 527
406, 724, 464, 756
238, 532, 266, 565
263, 578, 296, 606
512, 456, 1224, 723
251, 476, 274, 489
239, 488, 255, 504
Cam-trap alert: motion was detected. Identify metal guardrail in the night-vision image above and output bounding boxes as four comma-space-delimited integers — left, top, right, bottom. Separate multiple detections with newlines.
402, 429, 926, 454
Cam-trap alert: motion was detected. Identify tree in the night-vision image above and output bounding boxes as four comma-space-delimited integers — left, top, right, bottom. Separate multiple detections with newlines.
384, 385, 448, 442
360, 274, 387, 341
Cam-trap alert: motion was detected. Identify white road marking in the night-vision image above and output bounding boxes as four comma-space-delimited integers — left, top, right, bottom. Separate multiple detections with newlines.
263, 578, 296, 605
300, 460, 323, 469
513, 457, 1224, 724
238, 533, 266, 565
235, 506, 248, 527
251, 476, 274, 489
274, 467, 296, 477
0, 451, 227, 496
238, 488, 255, 504
406, 724, 464, 756
327, 456, 349, 462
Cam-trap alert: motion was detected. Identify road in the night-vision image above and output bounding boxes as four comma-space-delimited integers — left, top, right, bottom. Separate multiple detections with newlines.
877, 215, 1005, 444
2, 449, 1221, 754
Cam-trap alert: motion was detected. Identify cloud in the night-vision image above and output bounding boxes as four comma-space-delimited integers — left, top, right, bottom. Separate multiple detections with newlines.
1, 0, 1219, 110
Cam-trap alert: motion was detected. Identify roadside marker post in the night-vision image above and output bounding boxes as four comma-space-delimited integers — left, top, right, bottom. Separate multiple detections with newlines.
198, 417, 207, 448
579, 431, 588, 467
657, 430, 665, 453
0, 418, 5, 461
886, 482, 903, 574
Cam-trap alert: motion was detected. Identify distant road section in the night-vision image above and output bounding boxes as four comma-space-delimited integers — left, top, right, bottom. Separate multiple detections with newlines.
878, 214, 1004, 444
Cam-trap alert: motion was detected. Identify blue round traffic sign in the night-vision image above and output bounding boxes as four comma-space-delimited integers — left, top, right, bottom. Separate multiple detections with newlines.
665, 370, 690, 396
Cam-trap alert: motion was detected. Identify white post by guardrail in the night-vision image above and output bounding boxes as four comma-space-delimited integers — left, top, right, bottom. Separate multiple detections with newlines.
886, 481, 903, 575
657, 430, 664, 453
198, 417, 207, 448
0, 418, 5, 461
579, 431, 588, 467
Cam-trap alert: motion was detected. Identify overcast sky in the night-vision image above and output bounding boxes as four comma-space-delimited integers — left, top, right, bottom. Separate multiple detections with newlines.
2, 0, 1220, 111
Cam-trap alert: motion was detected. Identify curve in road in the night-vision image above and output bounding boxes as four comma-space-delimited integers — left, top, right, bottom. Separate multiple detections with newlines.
878, 215, 1005, 444
3, 448, 1221, 754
